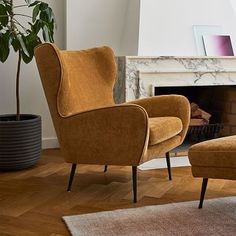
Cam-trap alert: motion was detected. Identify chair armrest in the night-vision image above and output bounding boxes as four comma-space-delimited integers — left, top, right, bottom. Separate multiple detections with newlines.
58, 104, 149, 166
127, 95, 190, 143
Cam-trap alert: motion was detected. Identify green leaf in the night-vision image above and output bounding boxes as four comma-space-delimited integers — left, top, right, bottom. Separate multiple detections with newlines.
0, 31, 10, 62
48, 21, 54, 42
39, 9, 48, 22
32, 3, 40, 22
0, 4, 8, 27
39, 2, 48, 11
30, 19, 42, 34
17, 34, 30, 57
42, 24, 49, 41
44, 7, 54, 22
11, 36, 21, 52
20, 35, 32, 63
29, 1, 40, 7
21, 33, 41, 64
5, 4, 11, 14
21, 51, 32, 64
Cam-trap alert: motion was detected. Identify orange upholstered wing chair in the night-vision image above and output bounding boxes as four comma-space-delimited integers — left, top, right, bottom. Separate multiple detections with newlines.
34, 43, 190, 202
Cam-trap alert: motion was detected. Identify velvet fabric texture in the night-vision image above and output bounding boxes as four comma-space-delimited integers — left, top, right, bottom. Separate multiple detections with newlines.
188, 135, 236, 180
58, 47, 116, 117
34, 43, 190, 166
149, 117, 183, 145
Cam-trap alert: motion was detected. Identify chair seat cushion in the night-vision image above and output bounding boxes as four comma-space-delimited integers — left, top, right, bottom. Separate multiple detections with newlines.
148, 117, 183, 146
188, 135, 236, 168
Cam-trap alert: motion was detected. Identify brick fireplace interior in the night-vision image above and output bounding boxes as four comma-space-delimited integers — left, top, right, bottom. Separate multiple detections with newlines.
154, 85, 236, 154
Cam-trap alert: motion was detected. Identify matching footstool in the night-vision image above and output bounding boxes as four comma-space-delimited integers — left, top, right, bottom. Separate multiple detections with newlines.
188, 135, 236, 208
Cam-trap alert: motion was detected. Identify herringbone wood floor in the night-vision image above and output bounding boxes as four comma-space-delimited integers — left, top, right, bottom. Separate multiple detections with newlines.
0, 149, 236, 236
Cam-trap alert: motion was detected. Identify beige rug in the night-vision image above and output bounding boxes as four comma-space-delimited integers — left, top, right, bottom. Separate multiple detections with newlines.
63, 197, 236, 236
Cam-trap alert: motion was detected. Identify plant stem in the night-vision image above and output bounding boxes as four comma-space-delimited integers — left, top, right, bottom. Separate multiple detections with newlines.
9, 0, 21, 120
14, 4, 28, 8
16, 50, 21, 121
14, 13, 32, 19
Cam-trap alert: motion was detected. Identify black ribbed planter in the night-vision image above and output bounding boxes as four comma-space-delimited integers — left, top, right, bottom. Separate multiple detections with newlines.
0, 114, 42, 171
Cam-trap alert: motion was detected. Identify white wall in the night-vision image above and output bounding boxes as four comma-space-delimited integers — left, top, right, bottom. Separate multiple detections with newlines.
138, 0, 236, 56
230, 0, 236, 15
0, 0, 66, 148
67, 0, 128, 54
119, 0, 140, 55
67, 0, 141, 56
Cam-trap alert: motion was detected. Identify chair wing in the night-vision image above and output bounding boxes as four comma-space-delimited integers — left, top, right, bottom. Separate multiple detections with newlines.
35, 43, 117, 118
34, 43, 62, 139
58, 46, 117, 116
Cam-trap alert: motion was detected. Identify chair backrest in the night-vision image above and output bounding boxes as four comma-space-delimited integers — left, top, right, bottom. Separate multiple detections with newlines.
34, 43, 117, 119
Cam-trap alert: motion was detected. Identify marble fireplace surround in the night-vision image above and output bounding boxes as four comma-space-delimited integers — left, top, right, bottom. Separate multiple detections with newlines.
115, 56, 236, 103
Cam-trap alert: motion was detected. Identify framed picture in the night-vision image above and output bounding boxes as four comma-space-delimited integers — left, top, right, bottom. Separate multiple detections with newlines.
203, 35, 234, 56
193, 25, 222, 55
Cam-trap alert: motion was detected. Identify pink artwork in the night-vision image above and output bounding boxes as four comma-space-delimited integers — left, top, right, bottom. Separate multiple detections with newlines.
203, 35, 234, 56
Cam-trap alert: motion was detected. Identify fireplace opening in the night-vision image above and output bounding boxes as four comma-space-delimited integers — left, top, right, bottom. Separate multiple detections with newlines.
154, 85, 236, 152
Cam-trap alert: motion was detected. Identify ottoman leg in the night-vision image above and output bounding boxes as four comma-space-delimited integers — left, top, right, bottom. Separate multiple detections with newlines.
104, 165, 108, 173
199, 178, 208, 209
132, 166, 137, 203
165, 152, 172, 181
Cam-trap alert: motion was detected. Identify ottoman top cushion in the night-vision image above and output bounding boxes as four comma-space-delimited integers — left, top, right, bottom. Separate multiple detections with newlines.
188, 135, 236, 168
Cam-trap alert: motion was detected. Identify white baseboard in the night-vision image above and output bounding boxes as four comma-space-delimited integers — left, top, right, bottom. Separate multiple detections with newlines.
42, 137, 59, 149
138, 156, 190, 170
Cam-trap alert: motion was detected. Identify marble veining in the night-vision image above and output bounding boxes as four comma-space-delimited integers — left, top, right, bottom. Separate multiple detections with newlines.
115, 56, 236, 102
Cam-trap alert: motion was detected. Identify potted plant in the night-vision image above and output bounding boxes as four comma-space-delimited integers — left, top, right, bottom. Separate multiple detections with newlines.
0, 0, 55, 170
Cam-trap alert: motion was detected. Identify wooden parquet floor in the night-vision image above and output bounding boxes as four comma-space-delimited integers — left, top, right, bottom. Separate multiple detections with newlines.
0, 149, 236, 236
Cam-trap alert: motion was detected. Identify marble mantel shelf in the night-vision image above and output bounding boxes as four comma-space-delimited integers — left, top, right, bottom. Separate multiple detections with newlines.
125, 56, 236, 59
139, 70, 236, 73
114, 56, 236, 103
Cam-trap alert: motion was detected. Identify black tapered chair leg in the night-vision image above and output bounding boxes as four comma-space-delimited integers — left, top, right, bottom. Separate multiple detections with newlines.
104, 165, 108, 173
165, 152, 172, 180
67, 164, 77, 192
198, 178, 208, 209
132, 166, 137, 203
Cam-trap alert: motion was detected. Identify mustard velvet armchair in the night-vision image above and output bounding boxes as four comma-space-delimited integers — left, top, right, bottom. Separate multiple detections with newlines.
35, 44, 190, 202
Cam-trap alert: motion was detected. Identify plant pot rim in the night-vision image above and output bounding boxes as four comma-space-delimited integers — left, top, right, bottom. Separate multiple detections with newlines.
0, 114, 41, 123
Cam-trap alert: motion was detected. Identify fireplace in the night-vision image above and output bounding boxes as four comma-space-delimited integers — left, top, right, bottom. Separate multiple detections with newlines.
154, 85, 236, 143
154, 85, 226, 124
